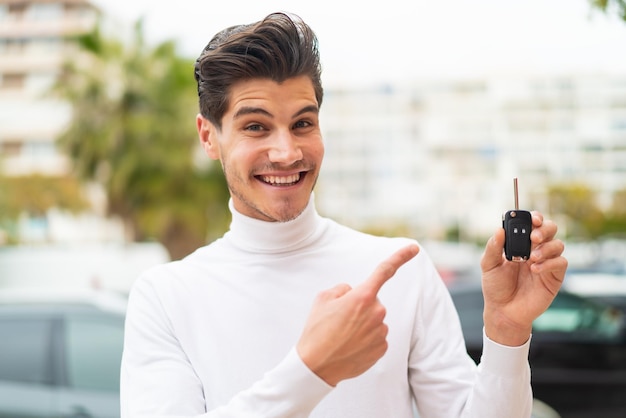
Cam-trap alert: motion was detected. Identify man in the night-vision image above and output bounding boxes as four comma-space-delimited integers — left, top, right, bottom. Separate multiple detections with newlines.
121, 12, 568, 417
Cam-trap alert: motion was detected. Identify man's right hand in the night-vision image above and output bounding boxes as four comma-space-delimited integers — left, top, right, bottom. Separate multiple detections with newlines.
296, 243, 420, 386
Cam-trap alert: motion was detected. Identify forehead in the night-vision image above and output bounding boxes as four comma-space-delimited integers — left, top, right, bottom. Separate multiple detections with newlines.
225, 76, 318, 116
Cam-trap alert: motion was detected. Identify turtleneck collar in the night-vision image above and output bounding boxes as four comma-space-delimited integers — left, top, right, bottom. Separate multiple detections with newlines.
225, 194, 328, 254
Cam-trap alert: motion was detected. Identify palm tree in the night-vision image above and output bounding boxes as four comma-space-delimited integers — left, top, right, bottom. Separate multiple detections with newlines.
54, 20, 229, 260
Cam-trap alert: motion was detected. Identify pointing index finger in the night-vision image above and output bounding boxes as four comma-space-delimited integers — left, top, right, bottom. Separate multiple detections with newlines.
362, 244, 420, 296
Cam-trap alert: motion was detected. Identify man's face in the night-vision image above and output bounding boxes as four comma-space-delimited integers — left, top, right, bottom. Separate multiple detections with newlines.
197, 76, 324, 222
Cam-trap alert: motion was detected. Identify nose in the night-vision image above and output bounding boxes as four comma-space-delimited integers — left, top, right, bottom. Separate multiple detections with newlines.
268, 130, 303, 164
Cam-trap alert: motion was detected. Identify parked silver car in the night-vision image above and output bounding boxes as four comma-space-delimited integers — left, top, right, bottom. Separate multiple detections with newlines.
1, 288, 560, 417
0, 289, 126, 418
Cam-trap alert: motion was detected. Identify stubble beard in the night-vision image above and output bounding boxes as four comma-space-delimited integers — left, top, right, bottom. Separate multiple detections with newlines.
223, 164, 318, 223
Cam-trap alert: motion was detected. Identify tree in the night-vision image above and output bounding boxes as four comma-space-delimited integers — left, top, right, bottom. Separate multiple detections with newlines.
547, 183, 606, 239
590, 0, 626, 22
547, 183, 626, 239
604, 188, 626, 236
0, 174, 89, 243
54, 20, 229, 260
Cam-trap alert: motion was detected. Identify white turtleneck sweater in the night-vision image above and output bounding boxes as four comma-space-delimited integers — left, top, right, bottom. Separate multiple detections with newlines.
120, 196, 532, 418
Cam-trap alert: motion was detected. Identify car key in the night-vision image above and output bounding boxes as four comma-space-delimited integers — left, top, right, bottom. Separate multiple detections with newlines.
502, 178, 532, 262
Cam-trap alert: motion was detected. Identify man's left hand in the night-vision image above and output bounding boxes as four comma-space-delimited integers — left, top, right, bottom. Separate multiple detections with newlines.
480, 211, 568, 346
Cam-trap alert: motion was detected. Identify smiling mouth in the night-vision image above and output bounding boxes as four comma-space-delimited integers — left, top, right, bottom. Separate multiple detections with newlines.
258, 172, 303, 186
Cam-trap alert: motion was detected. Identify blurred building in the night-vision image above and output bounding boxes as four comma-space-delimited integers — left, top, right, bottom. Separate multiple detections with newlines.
1, 1, 625, 245
0, 0, 125, 244
0, 0, 98, 176
318, 74, 626, 240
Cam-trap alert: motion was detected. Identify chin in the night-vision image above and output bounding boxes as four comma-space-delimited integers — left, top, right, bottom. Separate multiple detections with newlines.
268, 196, 310, 222
271, 206, 306, 223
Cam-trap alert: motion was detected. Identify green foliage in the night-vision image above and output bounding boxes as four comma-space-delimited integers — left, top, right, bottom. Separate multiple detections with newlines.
547, 183, 626, 239
590, 0, 626, 21
0, 174, 88, 217
53, 19, 229, 259
604, 188, 626, 235
0, 174, 89, 243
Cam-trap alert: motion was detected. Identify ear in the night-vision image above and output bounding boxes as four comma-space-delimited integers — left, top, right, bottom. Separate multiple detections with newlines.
196, 114, 220, 160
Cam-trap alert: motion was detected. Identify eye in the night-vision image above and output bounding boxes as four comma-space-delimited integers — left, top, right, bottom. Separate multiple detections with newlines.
293, 119, 312, 129
244, 123, 265, 132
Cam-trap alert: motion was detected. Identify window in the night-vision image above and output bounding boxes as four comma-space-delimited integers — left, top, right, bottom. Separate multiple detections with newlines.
27, 4, 63, 20
0, 140, 23, 157
0, 318, 54, 385
1, 73, 26, 89
8, 2, 26, 17
29, 37, 62, 53
23, 141, 56, 157
64, 315, 125, 392
533, 292, 623, 339
0, 38, 27, 54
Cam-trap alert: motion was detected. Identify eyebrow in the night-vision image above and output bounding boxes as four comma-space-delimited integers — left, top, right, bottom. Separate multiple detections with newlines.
293, 105, 319, 118
233, 106, 272, 120
233, 104, 319, 120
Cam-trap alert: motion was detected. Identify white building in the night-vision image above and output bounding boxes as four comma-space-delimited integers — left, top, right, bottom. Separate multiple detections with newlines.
317, 74, 626, 240
0, 0, 98, 176
0, 0, 127, 244
1, 1, 625, 245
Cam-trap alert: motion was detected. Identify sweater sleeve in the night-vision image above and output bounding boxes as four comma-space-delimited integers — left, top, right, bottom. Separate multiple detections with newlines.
407, 255, 533, 418
120, 276, 333, 418
463, 331, 532, 417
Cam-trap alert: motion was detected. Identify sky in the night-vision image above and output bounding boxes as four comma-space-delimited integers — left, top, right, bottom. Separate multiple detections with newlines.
90, 0, 626, 86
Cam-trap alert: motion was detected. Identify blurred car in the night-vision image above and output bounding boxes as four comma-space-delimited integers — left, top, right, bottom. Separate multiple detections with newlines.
0, 287, 567, 417
0, 289, 126, 418
450, 284, 626, 418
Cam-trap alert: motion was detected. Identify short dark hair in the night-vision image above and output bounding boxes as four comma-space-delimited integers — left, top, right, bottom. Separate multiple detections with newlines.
194, 12, 324, 129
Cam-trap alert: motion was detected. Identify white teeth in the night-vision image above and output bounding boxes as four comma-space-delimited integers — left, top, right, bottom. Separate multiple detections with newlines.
261, 173, 301, 185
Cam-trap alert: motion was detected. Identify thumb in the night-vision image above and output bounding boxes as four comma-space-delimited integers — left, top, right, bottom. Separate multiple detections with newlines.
361, 243, 420, 296
481, 228, 506, 272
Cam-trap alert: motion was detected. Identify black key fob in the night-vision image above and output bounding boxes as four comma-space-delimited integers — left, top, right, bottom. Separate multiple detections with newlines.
503, 210, 532, 261
502, 178, 532, 262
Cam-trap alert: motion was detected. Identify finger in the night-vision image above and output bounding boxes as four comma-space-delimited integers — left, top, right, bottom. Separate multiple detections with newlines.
318, 283, 352, 302
530, 238, 565, 263
530, 255, 569, 282
361, 244, 419, 296
481, 228, 505, 272
531, 219, 558, 245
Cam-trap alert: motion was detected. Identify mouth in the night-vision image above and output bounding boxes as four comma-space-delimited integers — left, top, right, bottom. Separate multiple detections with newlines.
257, 172, 304, 187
